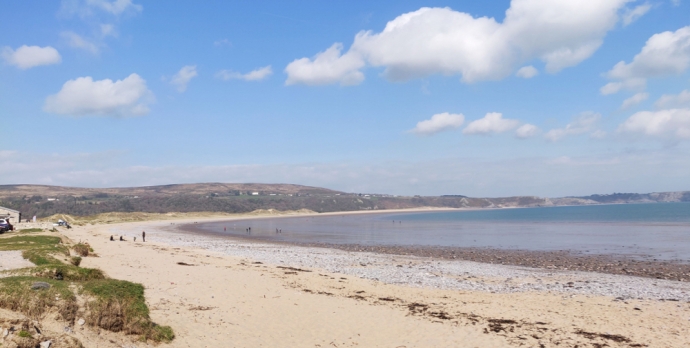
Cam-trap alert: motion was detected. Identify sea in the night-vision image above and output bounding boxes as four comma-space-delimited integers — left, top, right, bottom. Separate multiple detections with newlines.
187, 203, 690, 261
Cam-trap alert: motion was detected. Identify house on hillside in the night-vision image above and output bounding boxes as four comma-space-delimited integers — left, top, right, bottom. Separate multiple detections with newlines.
0, 206, 21, 223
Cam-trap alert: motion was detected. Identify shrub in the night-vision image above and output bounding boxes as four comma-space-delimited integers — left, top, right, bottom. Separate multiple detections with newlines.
70, 256, 82, 266
73, 243, 90, 257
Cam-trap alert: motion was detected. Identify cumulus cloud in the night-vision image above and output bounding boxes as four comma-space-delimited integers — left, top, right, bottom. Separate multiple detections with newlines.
285, 43, 365, 85
216, 66, 273, 81
44, 73, 153, 117
463, 112, 520, 135
655, 90, 690, 109
621, 92, 649, 109
617, 108, 690, 140
602, 26, 690, 94
545, 112, 601, 141
410, 112, 465, 135
1, 45, 61, 69
286, 1, 628, 85
170, 65, 198, 92
515, 124, 539, 138
515, 66, 539, 78
61, 31, 100, 54
621, 3, 652, 26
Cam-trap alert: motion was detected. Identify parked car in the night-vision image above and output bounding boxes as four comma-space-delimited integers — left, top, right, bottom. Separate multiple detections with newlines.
0, 218, 13, 232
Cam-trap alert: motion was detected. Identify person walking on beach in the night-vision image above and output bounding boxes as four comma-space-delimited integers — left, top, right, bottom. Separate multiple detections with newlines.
142, 230, 146, 242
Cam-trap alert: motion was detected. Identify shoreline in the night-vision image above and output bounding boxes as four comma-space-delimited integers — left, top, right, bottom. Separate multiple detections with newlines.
175, 212, 690, 283
59, 218, 690, 347
138, 221, 690, 301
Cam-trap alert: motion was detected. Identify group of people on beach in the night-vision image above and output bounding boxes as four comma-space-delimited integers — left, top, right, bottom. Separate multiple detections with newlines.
110, 230, 146, 242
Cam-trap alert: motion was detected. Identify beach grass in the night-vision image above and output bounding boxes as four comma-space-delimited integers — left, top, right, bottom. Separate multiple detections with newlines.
0, 276, 78, 322
82, 279, 174, 341
18, 228, 44, 233
72, 243, 91, 257
0, 234, 174, 343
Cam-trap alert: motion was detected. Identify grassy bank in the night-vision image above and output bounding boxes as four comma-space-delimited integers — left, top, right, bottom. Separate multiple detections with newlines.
0, 233, 174, 343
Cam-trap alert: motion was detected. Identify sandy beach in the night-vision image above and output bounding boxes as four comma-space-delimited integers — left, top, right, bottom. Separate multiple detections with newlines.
12, 212, 673, 348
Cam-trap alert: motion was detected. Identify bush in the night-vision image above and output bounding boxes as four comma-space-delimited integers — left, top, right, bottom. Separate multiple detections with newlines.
73, 243, 90, 257
70, 256, 82, 266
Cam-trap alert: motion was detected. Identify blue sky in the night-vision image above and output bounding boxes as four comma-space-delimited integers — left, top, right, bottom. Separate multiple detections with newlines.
1, 0, 690, 197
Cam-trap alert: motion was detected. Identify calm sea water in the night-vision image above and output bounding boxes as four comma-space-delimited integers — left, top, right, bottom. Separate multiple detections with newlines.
190, 203, 690, 261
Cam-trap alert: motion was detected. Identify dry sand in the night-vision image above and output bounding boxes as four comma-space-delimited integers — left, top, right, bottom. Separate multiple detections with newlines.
5, 213, 690, 347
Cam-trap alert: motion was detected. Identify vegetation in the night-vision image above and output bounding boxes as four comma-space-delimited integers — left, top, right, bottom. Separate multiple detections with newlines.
82, 279, 174, 341
0, 234, 173, 343
72, 243, 90, 257
18, 228, 43, 233
0, 276, 77, 322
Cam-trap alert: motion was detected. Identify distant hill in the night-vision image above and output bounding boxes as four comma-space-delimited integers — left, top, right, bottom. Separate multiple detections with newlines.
0, 183, 687, 219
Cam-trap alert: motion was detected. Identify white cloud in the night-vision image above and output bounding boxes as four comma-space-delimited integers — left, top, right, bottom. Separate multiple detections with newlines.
214, 39, 232, 47
602, 26, 690, 94
62, 0, 142, 16
216, 66, 273, 81
590, 130, 607, 139
515, 65, 539, 79
88, 0, 142, 15
599, 78, 646, 95
411, 112, 465, 135
515, 124, 539, 138
170, 65, 198, 92
621, 92, 649, 109
1, 45, 61, 69
44, 73, 153, 117
3, 148, 690, 198
655, 90, 690, 109
622, 3, 652, 26
285, 43, 365, 85
671, 0, 681, 6
100, 24, 117, 37
286, 1, 628, 85
617, 108, 690, 140
545, 112, 601, 141
61, 31, 100, 54
463, 112, 520, 135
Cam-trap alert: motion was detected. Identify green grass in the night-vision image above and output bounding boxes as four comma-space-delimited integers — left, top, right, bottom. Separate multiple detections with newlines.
0, 235, 174, 343
18, 228, 43, 233
72, 243, 90, 257
18, 330, 32, 338
0, 235, 69, 266
82, 279, 151, 335
0, 276, 77, 322
33, 264, 105, 282
148, 325, 175, 342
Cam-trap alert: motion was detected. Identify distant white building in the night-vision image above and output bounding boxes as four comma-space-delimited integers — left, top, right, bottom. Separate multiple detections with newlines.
0, 206, 21, 223
251, 192, 259, 196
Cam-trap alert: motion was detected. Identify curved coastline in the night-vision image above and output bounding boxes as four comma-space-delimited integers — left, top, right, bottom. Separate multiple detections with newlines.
174, 209, 690, 283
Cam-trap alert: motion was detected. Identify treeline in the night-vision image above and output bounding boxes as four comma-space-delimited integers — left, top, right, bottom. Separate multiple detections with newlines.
0, 193, 548, 219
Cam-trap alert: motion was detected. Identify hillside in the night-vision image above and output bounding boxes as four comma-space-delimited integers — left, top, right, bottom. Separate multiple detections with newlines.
0, 183, 688, 219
